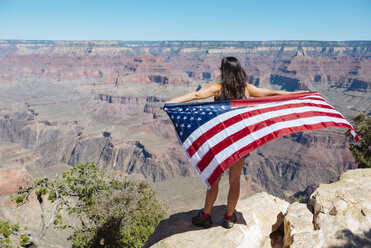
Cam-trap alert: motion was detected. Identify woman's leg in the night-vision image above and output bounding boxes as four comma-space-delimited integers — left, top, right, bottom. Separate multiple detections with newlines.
226, 158, 245, 216
203, 175, 222, 214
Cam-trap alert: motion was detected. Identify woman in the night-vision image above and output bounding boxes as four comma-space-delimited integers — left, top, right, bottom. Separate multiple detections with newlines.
166, 57, 304, 229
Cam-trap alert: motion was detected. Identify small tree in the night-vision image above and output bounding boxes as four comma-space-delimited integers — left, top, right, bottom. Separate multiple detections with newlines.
13, 162, 167, 248
345, 112, 371, 168
0, 220, 30, 248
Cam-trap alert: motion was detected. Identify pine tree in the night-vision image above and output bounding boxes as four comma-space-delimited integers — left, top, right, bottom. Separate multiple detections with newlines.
345, 113, 371, 168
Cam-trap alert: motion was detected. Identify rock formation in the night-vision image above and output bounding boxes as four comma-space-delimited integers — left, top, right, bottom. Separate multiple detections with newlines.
0, 39, 370, 209
0, 167, 33, 197
147, 169, 371, 248
147, 192, 289, 248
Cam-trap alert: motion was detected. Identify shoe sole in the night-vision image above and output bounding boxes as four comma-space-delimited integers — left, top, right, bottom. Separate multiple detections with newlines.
192, 222, 212, 228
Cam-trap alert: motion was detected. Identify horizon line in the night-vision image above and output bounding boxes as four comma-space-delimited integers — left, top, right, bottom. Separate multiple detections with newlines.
1, 39, 371, 42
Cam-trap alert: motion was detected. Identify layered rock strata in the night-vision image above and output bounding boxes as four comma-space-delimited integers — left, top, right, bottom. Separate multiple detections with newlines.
0, 40, 370, 208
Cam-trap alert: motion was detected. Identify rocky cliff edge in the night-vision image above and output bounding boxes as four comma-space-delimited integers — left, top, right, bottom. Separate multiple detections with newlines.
146, 169, 371, 248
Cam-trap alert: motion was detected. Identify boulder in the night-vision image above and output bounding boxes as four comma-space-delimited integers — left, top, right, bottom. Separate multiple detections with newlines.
148, 192, 290, 248
284, 168, 371, 247
283, 202, 324, 248
310, 168, 371, 247
148, 169, 371, 248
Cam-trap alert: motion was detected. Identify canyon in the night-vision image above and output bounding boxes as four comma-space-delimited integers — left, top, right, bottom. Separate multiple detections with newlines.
0, 40, 370, 208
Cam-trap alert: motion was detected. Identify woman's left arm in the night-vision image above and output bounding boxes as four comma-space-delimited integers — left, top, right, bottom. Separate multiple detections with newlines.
166, 83, 220, 103
247, 84, 308, 97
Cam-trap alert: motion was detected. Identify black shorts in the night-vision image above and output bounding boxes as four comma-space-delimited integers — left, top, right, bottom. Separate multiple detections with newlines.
241, 153, 249, 159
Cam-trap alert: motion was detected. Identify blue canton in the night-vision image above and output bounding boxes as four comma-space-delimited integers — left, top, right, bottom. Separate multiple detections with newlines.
164, 101, 233, 143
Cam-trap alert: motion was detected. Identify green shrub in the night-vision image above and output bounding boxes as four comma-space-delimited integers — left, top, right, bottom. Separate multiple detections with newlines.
0, 220, 30, 247
289, 194, 307, 204
13, 162, 167, 248
69, 180, 167, 248
345, 112, 371, 168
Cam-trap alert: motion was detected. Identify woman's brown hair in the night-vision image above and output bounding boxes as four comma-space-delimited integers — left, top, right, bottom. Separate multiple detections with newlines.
220, 57, 247, 100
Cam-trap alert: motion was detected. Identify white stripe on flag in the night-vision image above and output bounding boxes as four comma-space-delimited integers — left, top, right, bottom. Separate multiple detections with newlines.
200, 115, 351, 180
181, 98, 330, 151
188, 105, 340, 165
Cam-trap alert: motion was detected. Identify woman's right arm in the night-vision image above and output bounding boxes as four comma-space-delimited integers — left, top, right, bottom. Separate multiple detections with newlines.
247, 84, 308, 97
166, 83, 221, 103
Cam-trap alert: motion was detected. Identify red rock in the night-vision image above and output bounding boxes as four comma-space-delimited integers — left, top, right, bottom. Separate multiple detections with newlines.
0, 167, 34, 196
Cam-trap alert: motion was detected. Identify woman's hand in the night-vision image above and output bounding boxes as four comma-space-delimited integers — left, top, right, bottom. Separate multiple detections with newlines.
293, 90, 311, 94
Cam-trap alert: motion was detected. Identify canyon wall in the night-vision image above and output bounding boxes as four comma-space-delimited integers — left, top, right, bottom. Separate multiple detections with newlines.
0, 40, 370, 204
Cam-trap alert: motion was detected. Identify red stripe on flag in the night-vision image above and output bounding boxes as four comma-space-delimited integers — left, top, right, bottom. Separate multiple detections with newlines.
196, 111, 345, 172
187, 101, 335, 158
206, 164, 224, 187
206, 121, 355, 187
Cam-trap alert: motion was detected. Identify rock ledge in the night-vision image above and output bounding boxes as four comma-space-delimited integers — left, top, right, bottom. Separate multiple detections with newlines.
148, 169, 371, 248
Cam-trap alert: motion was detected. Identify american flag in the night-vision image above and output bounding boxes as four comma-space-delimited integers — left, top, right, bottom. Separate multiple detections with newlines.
164, 92, 359, 189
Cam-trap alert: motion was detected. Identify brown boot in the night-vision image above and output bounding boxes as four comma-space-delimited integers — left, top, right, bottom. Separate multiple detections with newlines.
192, 212, 212, 228
223, 212, 237, 229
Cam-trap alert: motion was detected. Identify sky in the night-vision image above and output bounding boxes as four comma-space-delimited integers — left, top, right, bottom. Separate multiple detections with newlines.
0, 0, 370, 41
